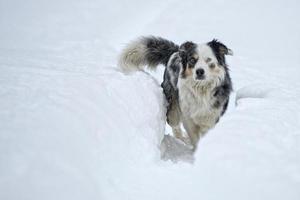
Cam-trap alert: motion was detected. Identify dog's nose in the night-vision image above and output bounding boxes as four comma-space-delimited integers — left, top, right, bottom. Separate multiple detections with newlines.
196, 68, 205, 77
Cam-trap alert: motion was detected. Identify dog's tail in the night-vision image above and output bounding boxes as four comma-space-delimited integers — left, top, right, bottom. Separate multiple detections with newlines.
118, 36, 179, 72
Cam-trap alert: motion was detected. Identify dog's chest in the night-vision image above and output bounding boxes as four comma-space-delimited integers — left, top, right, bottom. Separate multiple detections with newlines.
178, 85, 220, 126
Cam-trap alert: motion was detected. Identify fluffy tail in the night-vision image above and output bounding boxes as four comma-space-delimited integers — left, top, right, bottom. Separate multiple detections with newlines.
118, 36, 179, 72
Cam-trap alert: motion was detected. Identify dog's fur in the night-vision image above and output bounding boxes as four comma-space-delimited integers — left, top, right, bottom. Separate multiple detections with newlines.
119, 36, 233, 150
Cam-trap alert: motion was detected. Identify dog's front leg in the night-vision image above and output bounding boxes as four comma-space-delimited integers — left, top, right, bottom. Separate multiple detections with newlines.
182, 118, 200, 151
166, 100, 185, 141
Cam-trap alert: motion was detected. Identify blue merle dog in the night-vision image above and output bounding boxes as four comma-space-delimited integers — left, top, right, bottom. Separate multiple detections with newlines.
119, 36, 233, 150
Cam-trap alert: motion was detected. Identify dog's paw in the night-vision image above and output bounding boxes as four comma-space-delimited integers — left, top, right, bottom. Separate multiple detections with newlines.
173, 134, 188, 144
160, 134, 194, 163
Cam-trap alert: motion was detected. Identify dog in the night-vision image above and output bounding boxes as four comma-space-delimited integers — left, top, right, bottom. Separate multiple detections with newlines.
119, 36, 233, 150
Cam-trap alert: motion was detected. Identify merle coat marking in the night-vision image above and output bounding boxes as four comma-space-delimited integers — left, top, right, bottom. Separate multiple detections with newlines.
119, 36, 233, 150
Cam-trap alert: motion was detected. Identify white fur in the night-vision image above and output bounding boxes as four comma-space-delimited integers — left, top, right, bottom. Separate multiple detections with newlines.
118, 38, 147, 72
178, 76, 223, 147
192, 44, 225, 87
177, 44, 225, 148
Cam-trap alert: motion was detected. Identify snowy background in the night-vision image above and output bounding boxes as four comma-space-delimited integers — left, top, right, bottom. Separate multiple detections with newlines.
1, 0, 300, 199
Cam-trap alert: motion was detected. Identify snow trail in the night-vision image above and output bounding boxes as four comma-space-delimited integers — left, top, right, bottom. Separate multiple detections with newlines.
1, 0, 300, 199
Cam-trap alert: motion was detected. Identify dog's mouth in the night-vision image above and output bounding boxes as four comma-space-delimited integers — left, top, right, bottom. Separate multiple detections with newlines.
193, 78, 208, 87
194, 73, 206, 82
196, 75, 205, 80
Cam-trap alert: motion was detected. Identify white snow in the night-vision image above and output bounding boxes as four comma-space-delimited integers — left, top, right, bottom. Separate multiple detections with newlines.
1, 0, 300, 199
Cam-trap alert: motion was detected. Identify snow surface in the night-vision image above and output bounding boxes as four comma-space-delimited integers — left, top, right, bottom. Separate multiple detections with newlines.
1, 0, 300, 199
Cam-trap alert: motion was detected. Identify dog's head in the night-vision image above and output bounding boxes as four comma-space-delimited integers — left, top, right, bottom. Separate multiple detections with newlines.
179, 40, 233, 87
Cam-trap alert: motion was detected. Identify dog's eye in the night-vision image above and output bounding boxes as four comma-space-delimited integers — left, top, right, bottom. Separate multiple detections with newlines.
206, 58, 212, 62
189, 58, 197, 65
209, 63, 216, 69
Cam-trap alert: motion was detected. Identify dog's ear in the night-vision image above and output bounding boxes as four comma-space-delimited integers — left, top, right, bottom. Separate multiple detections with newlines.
207, 39, 233, 65
179, 41, 196, 56
179, 41, 197, 66
208, 39, 233, 56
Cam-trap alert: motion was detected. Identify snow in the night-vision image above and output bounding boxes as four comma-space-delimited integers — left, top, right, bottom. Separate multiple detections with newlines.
1, 0, 300, 199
